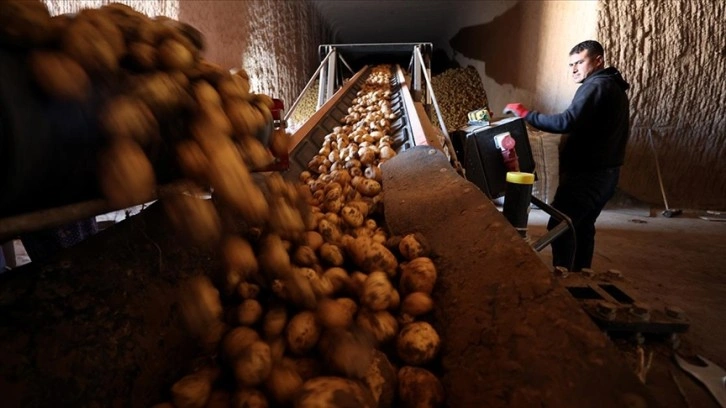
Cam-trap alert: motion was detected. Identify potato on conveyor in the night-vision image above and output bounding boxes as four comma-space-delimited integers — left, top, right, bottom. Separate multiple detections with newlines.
294, 376, 376, 408
28, 50, 90, 101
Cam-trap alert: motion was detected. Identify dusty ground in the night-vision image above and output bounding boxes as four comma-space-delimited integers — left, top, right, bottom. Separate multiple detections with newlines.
528, 206, 726, 408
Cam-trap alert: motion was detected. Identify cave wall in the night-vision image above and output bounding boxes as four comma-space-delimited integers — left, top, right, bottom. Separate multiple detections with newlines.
179, 0, 330, 113
446, 1, 598, 122
447, 0, 726, 210
599, 1, 726, 210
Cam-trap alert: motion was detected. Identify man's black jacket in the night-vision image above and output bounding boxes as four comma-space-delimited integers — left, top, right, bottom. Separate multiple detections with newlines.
525, 67, 630, 173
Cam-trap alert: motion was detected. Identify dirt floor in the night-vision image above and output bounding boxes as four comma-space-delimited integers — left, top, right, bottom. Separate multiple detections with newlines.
528, 205, 726, 408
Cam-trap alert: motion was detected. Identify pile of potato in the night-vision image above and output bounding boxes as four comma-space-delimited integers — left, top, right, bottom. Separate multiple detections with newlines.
430, 66, 490, 131
287, 81, 319, 132
167, 66, 445, 408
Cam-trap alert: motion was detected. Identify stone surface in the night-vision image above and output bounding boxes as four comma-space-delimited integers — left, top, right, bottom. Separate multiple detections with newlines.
599, 1, 726, 210
179, 0, 329, 113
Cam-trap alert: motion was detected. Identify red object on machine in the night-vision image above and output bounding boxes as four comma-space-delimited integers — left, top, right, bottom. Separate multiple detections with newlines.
495, 133, 520, 172
257, 98, 291, 172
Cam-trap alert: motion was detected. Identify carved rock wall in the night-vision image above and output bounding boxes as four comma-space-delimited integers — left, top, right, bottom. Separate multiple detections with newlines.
179, 0, 329, 110
599, 1, 726, 209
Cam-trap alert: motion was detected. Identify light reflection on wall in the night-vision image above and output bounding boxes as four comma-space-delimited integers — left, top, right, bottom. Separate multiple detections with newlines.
43, 0, 179, 18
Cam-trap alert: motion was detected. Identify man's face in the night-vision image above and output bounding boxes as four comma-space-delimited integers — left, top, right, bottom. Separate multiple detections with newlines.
568, 50, 603, 83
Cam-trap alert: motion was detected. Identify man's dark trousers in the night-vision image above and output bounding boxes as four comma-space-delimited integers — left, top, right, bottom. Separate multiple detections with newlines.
547, 167, 620, 271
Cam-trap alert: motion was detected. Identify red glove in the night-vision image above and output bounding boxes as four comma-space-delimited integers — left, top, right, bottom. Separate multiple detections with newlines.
504, 103, 530, 118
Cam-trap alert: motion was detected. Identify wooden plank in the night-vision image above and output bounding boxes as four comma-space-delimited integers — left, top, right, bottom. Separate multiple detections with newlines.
381, 146, 659, 408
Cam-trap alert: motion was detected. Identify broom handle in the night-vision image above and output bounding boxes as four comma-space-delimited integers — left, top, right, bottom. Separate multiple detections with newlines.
648, 129, 671, 210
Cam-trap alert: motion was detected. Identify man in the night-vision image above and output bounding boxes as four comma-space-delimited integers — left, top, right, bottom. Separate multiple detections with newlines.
505, 40, 630, 271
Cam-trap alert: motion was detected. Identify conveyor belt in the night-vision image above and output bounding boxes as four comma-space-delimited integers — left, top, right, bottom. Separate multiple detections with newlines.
283, 64, 425, 182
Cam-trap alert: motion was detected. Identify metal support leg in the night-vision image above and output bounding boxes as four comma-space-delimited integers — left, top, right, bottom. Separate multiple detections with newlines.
530, 195, 576, 272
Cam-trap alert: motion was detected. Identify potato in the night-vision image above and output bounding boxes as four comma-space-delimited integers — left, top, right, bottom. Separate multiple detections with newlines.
206, 140, 269, 225
63, 20, 118, 73
286, 311, 320, 355
353, 226, 373, 238
293, 245, 318, 267
379, 146, 396, 161
158, 38, 194, 70
176, 139, 210, 183
193, 80, 222, 106
358, 148, 376, 165
397, 366, 444, 408
237, 299, 263, 326
223, 235, 258, 281
292, 266, 329, 297
0, 0, 54, 47
269, 128, 290, 160
222, 326, 259, 361
399, 257, 437, 296
316, 297, 354, 329
134, 72, 191, 112
263, 306, 288, 339
294, 377, 376, 408
323, 267, 351, 294
200, 320, 228, 353
323, 212, 342, 227
237, 282, 260, 299
319, 328, 374, 379
364, 165, 382, 182
178, 276, 223, 339
162, 193, 221, 246
356, 309, 398, 345
78, 9, 125, 58
361, 272, 394, 311
258, 234, 292, 279
269, 336, 286, 362
319, 242, 345, 266
99, 140, 156, 209
128, 41, 157, 70
346, 236, 398, 277
202, 389, 229, 408
401, 292, 434, 317
396, 322, 440, 366
283, 269, 317, 310
265, 364, 303, 405
365, 219, 377, 230
389, 289, 401, 311
317, 219, 342, 244
365, 350, 397, 408
171, 374, 211, 408
337, 297, 359, 317
269, 197, 306, 241
226, 99, 266, 136
239, 137, 274, 169
349, 271, 368, 297
324, 197, 344, 213
29, 51, 90, 101
398, 233, 431, 260
341, 205, 365, 228
232, 389, 268, 408
280, 357, 322, 382
234, 341, 272, 387
303, 231, 324, 251
198, 102, 234, 136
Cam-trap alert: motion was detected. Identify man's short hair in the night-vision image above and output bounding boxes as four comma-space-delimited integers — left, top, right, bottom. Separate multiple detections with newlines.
569, 40, 604, 58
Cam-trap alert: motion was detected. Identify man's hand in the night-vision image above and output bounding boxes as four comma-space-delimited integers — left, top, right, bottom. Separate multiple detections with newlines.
503, 103, 530, 118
